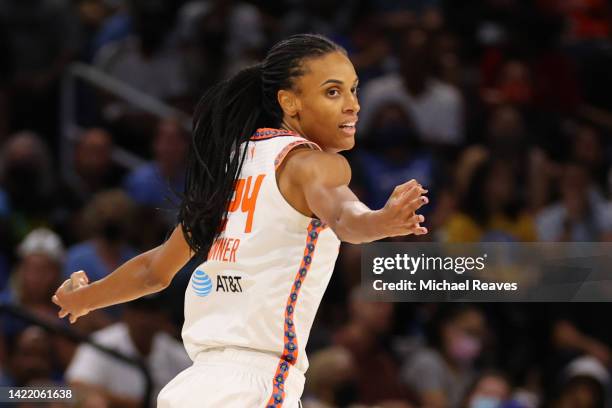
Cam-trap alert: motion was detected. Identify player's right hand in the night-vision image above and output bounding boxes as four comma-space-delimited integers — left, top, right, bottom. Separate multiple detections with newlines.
52, 270, 91, 324
379, 179, 429, 237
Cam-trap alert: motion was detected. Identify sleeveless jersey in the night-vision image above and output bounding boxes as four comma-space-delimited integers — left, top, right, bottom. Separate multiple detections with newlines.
182, 128, 341, 377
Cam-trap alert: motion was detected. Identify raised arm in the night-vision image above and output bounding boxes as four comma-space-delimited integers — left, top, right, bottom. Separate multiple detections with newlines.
280, 148, 428, 244
52, 225, 193, 323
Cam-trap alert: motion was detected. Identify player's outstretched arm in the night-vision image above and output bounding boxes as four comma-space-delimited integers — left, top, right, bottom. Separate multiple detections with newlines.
283, 148, 428, 244
52, 225, 193, 323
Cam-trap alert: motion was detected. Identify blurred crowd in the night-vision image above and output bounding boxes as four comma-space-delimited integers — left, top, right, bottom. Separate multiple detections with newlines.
1, 0, 612, 407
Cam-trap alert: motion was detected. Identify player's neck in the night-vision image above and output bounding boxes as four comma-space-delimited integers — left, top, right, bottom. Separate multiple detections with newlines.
280, 119, 303, 137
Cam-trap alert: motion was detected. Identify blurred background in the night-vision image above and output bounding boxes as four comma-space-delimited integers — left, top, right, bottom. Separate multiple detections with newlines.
1, 0, 612, 407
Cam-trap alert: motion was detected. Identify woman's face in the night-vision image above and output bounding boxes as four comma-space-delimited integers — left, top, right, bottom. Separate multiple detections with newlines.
442, 309, 486, 366
285, 51, 360, 152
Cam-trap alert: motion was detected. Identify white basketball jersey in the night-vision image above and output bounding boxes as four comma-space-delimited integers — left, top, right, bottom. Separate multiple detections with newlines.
182, 128, 341, 378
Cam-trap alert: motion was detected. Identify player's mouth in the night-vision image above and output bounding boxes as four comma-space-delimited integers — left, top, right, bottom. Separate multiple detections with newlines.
339, 121, 357, 136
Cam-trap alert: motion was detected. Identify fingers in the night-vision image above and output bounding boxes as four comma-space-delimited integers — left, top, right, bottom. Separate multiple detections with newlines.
413, 226, 428, 235
402, 193, 429, 213
52, 296, 68, 318
404, 214, 428, 234
392, 179, 427, 199
53, 271, 90, 321
72, 270, 89, 284
406, 213, 425, 225
70, 270, 88, 288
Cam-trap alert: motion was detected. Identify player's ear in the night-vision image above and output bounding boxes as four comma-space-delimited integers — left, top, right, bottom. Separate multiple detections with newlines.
278, 90, 299, 117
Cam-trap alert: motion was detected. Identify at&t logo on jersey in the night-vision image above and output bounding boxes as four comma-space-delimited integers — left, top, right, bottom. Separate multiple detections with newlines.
191, 269, 213, 297
191, 269, 244, 297
216, 275, 243, 293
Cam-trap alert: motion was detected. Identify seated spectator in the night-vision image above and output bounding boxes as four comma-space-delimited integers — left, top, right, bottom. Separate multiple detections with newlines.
549, 356, 609, 408
123, 117, 187, 223
0, 228, 102, 370
1, 229, 65, 334
64, 190, 137, 282
455, 106, 551, 213
0, 132, 58, 240
302, 346, 358, 408
178, 0, 265, 80
460, 371, 513, 408
443, 158, 536, 242
61, 128, 124, 208
402, 305, 487, 408
568, 122, 609, 194
480, 60, 533, 107
66, 294, 191, 408
0, 326, 61, 387
352, 102, 439, 213
334, 288, 415, 406
536, 162, 612, 241
85, 0, 132, 61
93, 0, 187, 102
359, 27, 464, 146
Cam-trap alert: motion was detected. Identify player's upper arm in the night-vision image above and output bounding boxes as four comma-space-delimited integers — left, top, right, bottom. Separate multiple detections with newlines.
283, 148, 358, 229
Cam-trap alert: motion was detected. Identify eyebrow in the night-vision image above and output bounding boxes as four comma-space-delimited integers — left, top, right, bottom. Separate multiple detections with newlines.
320, 78, 360, 87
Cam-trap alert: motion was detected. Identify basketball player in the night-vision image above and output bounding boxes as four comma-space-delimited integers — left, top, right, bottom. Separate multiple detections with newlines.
53, 34, 428, 407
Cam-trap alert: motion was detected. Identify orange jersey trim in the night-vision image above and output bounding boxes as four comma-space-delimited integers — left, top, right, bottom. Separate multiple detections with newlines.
274, 140, 321, 170
266, 219, 327, 408
251, 128, 298, 141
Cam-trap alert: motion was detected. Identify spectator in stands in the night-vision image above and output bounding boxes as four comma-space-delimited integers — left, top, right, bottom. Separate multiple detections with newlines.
302, 346, 358, 408
549, 356, 609, 408
0, 132, 57, 240
80, 0, 132, 62
123, 117, 187, 221
455, 105, 551, 213
3, 229, 64, 320
334, 288, 415, 406
0, 326, 59, 387
402, 305, 487, 408
536, 162, 612, 241
66, 294, 191, 408
443, 157, 536, 242
459, 371, 513, 408
64, 190, 136, 282
62, 128, 124, 208
568, 122, 609, 195
352, 102, 439, 214
0, 228, 84, 371
93, 0, 187, 102
359, 27, 464, 146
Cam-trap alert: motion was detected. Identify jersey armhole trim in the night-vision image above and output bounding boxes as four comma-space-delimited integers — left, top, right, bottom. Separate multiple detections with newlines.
274, 140, 321, 170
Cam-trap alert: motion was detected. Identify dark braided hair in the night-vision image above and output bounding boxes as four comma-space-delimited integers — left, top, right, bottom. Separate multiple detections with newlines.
178, 34, 345, 258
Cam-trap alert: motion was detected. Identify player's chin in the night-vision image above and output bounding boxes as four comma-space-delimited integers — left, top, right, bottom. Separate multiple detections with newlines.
336, 130, 356, 150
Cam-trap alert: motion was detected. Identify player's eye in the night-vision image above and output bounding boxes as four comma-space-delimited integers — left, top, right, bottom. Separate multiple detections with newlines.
327, 89, 340, 97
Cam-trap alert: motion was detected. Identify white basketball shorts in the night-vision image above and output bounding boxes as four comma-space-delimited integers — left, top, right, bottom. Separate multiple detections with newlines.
157, 347, 305, 408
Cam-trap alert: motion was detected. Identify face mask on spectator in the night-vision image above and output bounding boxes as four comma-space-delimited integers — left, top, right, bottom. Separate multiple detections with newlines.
372, 123, 418, 150
449, 331, 482, 365
470, 396, 502, 408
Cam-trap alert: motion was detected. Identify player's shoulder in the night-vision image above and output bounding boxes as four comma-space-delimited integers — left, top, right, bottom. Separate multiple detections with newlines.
282, 147, 351, 187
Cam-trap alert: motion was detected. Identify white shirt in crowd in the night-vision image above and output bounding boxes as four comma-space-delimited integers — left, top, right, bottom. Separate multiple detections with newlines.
66, 322, 191, 405
359, 73, 464, 145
